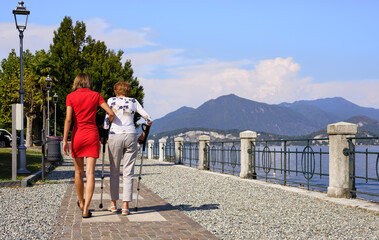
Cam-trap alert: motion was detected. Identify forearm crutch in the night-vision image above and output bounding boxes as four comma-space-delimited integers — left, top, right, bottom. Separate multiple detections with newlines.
99, 127, 109, 209
134, 123, 151, 212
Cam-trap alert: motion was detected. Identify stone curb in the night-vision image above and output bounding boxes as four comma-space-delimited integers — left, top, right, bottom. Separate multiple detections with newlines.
20, 162, 58, 187
0, 180, 21, 188
0, 161, 60, 188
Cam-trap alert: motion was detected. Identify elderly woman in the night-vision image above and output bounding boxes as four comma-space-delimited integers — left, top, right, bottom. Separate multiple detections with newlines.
63, 73, 114, 218
103, 81, 152, 216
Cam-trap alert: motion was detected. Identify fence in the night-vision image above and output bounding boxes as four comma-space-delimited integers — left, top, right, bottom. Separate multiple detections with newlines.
147, 122, 379, 201
344, 137, 379, 199
164, 141, 175, 162
180, 142, 199, 167
251, 138, 329, 191
205, 141, 241, 175
150, 142, 159, 159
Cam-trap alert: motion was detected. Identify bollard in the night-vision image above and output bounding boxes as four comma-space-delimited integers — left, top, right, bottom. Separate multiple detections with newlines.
174, 137, 184, 164
327, 122, 357, 198
239, 131, 257, 178
198, 135, 210, 170
158, 138, 166, 162
148, 140, 154, 159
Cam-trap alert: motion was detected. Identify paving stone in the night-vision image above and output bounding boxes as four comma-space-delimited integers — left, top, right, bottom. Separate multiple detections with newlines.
128, 210, 167, 222
50, 158, 219, 240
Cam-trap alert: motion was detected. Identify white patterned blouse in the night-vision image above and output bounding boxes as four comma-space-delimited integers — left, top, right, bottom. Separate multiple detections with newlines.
103, 97, 152, 134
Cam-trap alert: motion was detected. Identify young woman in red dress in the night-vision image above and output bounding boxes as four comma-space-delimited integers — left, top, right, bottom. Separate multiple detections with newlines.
63, 73, 114, 218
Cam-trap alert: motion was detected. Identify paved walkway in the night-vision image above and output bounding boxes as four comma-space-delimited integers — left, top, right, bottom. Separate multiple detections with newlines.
50, 157, 218, 240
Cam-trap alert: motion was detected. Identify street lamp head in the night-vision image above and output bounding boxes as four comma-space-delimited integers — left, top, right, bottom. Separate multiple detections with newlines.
53, 93, 58, 103
13, 1, 30, 33
45, 75, 53, 91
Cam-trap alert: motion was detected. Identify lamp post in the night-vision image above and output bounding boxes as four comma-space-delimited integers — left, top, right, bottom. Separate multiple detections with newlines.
45, 75, 53, 136
53, 93, 58, 136
13, 1, 30, 174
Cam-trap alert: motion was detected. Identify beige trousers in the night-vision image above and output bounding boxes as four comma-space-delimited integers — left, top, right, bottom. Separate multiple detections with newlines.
108, 133, 138, 202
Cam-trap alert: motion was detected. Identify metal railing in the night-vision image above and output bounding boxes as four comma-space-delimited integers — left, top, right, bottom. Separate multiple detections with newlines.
344, 137, 379, 200
250, 138, 330, 190
180, 142, 199, 167
152, 142, 159, 159
164, 141, 176, 162
205, 140, 241, 176
150, 135, 378, 202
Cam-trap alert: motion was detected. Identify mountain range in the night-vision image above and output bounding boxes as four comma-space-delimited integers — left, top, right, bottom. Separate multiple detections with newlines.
150, 94, 379, 136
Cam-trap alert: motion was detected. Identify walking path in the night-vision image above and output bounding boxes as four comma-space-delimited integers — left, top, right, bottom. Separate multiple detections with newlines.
49, 156, 218, 240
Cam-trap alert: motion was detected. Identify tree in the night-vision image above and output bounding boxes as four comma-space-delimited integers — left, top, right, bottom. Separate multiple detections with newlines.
28, 50, 54, 144
49, 17, 86, 135
0, 50, 47, 146
0, 50, 21, 129
50, 16, 145, 132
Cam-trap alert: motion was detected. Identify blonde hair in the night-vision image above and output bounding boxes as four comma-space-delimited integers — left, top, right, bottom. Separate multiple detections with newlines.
114, 81, 131, 97
72, 73, 92, 91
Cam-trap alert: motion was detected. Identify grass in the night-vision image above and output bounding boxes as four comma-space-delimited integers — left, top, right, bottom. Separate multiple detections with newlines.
0, 148, 43, 181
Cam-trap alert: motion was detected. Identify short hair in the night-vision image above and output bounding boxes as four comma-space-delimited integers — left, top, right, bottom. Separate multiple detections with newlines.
72, 73, 92, 91
114, 81, 131, 97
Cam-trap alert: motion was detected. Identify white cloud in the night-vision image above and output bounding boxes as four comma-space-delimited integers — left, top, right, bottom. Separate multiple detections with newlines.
0, 18, 156, 61
85, 18, 155, 49
306, 80, 379, 109
0, 22, 56, 60
138, 57, 379, 119
127, 49, 185, 75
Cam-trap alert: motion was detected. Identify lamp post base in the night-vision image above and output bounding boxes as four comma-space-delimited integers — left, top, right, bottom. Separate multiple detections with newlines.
17, 145, 30, 174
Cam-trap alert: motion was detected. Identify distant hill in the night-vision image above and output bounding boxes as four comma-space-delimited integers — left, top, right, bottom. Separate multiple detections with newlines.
278, 101, 341, 130
151, 94, 317, 136
151, 94, 379, 136
345, 115, 379, 135
280, 97, 379, 122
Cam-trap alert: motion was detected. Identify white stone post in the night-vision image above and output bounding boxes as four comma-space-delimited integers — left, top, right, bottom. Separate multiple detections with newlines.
158, 138, 166, 162
327, 122, 357, 198
148, 140, 154, 159
198, 135, 210, 170
239, 130, 257, 178
174, 137, 184, 164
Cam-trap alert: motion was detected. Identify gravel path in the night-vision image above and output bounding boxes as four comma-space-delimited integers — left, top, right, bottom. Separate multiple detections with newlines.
137, 159, 379, 240
0, 159, 73, 240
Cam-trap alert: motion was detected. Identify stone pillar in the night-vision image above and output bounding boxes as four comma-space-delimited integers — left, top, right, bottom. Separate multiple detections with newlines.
174, 137, 184, 164
148, 140, 154, 159
327, 122, 357, 198
198, 135, 210, 170
239, 130, 257, 178
159, 138, 166, 162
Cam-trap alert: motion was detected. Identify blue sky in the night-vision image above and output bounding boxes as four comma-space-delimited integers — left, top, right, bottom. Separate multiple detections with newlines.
1, 0, 378, 119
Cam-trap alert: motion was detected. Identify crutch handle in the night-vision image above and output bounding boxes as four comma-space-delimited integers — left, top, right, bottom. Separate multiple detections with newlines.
138, 124, 151, 151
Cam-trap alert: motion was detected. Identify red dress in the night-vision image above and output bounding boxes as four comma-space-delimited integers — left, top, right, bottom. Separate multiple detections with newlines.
66, 88, 105, 158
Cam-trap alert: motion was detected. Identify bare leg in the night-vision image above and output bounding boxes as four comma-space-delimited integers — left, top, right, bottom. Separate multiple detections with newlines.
83, 157, 97, 216
122, 201, 129, 209
122, 201, 129, 215
73, 157, 85, 209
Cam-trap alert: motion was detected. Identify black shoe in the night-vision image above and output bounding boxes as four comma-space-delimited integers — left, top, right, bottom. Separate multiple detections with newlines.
82, 210, 92, 218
